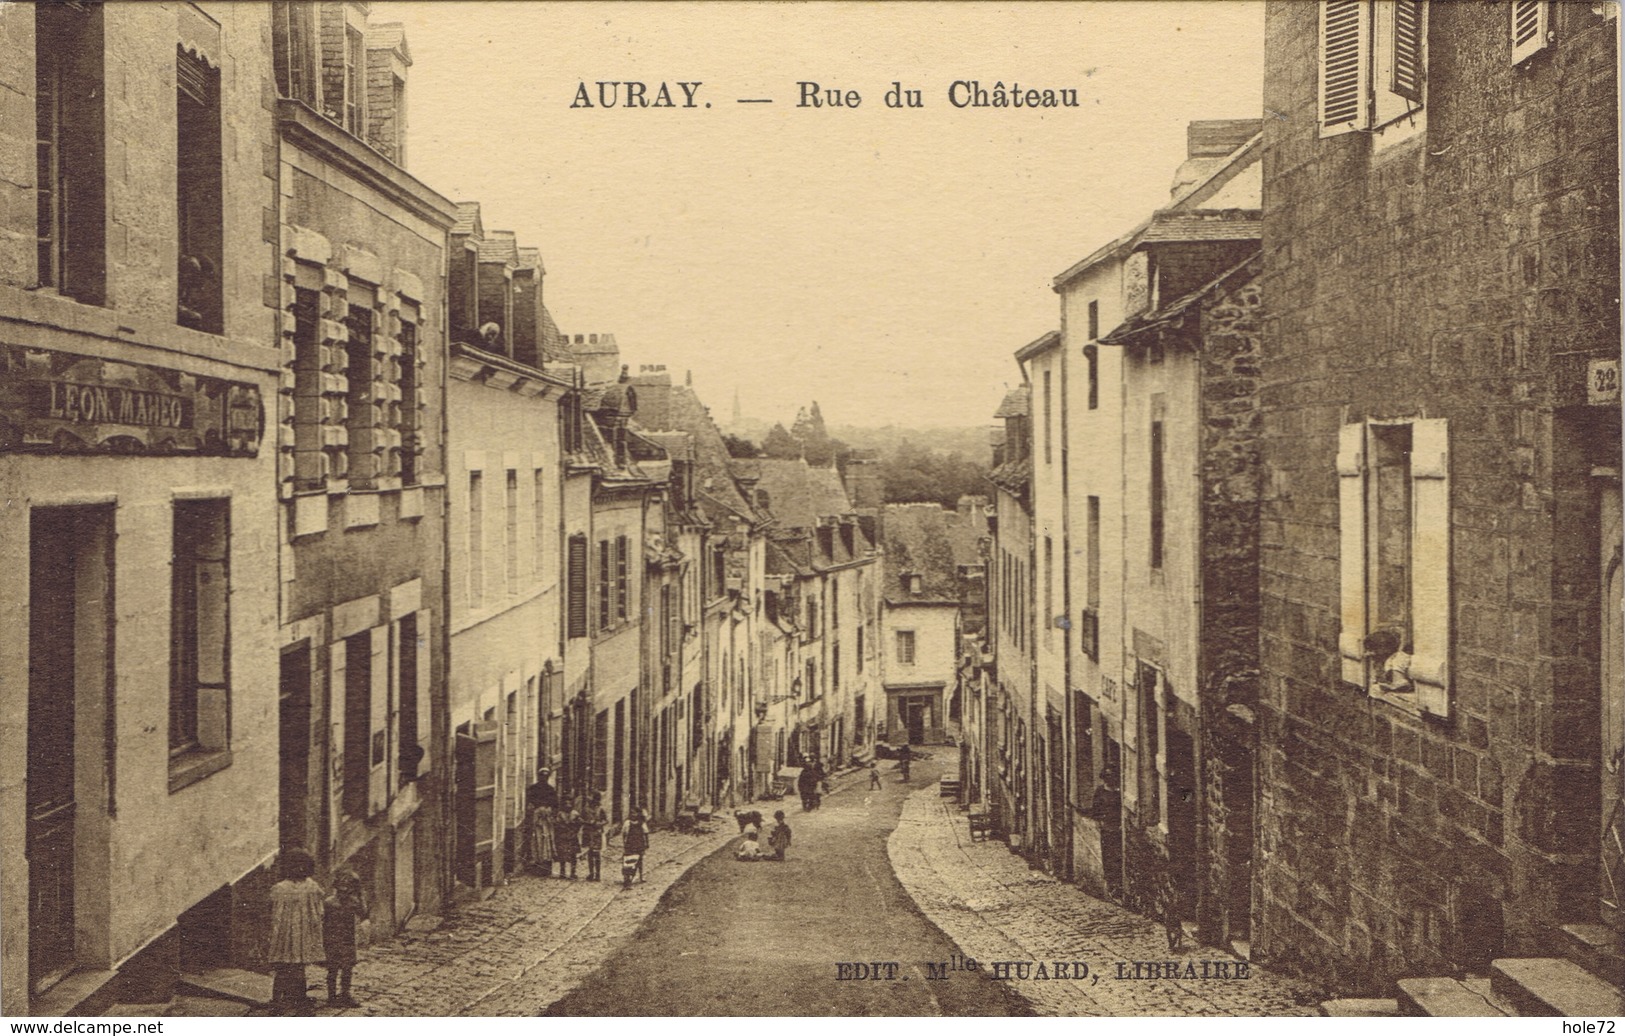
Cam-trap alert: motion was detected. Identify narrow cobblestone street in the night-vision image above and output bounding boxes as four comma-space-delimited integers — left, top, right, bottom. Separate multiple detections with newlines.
888, 780, 1326, 1015
277, 754, 1330, 1016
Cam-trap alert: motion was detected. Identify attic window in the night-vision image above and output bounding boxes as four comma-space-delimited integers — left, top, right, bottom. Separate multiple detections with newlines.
908, 573, 924, 595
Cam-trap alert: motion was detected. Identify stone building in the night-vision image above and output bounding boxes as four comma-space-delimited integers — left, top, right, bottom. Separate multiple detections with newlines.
879, 502, 983, 746
0, 2, 280, 1010
1255, 0, 1621, 994
272, 0, 453, 940
986, 383, 1036, 848
444, 215, 572, 892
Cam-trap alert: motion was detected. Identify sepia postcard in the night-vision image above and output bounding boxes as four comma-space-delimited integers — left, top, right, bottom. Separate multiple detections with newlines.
0, 0, 1621, 1021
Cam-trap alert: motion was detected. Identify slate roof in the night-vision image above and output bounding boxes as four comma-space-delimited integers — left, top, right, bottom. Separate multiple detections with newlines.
993, 385, 1030, 419
624, 379, 760, 522
366, 23, 410, 62
882, 503, 980, 603
451, 202, 482, 236
1100, 251, 1262, 346
1134, 210, 1261, 244
987, 455, 1031, 496
750, 459, 854, 531
476, 232, 519, 264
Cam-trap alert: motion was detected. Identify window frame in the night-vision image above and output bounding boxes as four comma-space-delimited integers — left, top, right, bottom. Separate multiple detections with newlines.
169, 497, 232, 788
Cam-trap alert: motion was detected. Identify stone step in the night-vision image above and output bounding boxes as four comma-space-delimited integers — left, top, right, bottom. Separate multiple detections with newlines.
1490, 957, 1625, 1017
1460, 975, 1519, 1016
176, 968, 274, 1007
1395, 975, 1507, 1016
1556, 923, 1625, 987
1318, 997, 1400, 1017
30, 969, 120, 1017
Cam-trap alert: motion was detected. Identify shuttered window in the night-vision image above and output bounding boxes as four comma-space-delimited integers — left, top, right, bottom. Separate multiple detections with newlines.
1511, 0, 1549, 64
1319, 0, 1370, 136
597, 538, 611, 631
1337, 419, 1451, 718
1389, 0, 1424, 100
615, 533, 630, 622
567, 535, 588, 638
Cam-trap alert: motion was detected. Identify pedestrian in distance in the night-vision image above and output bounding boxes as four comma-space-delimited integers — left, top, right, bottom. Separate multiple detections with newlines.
581, 795, 608, 881
797, 765, 817, 812
529, 802, 557, 877
266, 847, 324, 1016
554, 802, 582, 879
1155, 873, 1185, 952
621, 807, 650, 889
868, 762, 882, 791
322, 867, 367, 1008
767, 810, 792, 861
899, 747, 911, 782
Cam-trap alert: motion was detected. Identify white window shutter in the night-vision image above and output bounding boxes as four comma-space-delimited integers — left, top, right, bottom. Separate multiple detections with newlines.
1410, 418, 1451, 717
1390, 0, 1425, 101
369, 625, 389, 814
328, 638, 348, 852
1337, 422, 1368, 685
1320, 0, 1372, 136
1511, 0, 1550, 64
416, 609, 432, 777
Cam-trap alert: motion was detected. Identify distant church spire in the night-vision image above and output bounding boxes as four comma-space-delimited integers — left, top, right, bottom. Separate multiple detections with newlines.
732, 387, 742, 423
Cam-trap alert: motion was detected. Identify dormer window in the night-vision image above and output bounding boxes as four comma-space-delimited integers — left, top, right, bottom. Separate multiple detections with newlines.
907, 573, 924, 595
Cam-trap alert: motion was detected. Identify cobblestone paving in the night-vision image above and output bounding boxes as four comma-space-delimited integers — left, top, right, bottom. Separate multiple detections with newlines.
315, 823, 739, 1016
888, 786, 1326, 1016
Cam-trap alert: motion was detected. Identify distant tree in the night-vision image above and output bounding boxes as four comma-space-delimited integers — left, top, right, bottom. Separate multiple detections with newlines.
722, 433, 761, 458
878, 438, 988, 508
761, 423, 801, 460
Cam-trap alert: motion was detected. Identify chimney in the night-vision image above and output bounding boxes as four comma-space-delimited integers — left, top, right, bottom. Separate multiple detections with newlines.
364, 23, 412, 165
1170, 118, 1262, 199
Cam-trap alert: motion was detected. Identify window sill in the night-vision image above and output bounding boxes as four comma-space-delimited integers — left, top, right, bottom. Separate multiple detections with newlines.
169, 748, 232, 793
1367, 685, 1425, 719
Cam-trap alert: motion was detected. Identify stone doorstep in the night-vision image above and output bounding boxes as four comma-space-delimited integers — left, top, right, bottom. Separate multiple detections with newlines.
29, 969, 119, 1017
1490, 957, 1625, 1017
1395, 975, 1507, 1017
1460, 976, 1519, 1016
175, 967, 274, 1007
1557, 923, 1625, 987
1319, 998, 1401, 1017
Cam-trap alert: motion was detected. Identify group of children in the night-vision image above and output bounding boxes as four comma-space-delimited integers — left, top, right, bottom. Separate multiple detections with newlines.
265, 848, 367, 1016
734, 809, 792, 862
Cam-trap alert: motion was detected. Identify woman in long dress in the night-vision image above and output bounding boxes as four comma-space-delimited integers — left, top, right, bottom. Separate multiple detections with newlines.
529, 804, 556, 876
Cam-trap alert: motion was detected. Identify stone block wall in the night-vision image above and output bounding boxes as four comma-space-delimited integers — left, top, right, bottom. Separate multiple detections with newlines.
1256, 0, 1619, 993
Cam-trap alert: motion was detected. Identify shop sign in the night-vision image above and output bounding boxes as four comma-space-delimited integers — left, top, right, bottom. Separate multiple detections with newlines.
0, 344, 262, 457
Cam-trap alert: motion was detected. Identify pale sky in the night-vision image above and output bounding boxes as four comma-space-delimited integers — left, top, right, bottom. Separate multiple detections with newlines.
372, 1, 1265, 429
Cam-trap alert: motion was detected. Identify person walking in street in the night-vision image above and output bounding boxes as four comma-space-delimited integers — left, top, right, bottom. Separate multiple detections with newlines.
899, 747, 911, 782
797, 765, 817, 812
322, 868, 367, 1008
581, 795, 607, 881
868, 762, 882, 791
267, 847, 324, 1016
621, 807, 650, 889
554, 802, 582, 879
767, 810, 792, 861
1155, 872, 1185, 951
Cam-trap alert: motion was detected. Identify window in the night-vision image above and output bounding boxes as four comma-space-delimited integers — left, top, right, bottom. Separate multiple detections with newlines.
468, 472, 484, 607
176, 47, 222, 333
1318, 0, 1427, 138
345, 292, 379, 486
35, 1, 105, 303
342, 628, 385, 817
532, 470, 546, 577
832, 646, 840, 692
593, 708, 609, 792
1087, 299, 1100, 341
344, 26, 365, 135
1338, 418, 1450, 715
1043, 369, 1053, 465
597, 538, 612, 630
806, 597, 818, 638
505, 470, 519, 590
398, 307, 420, 485
1150, 420, 1165, 569
806, 659, 818, 699
857, 625, 865, 673
831, 578, 839, 628
170, 499, 230, 761
1084, 345, 1099, 411
397, 612, 425, 786
1138, 662, 1166, 829
567, 534, 588, 638
615, 534, 629, 622
1511, 1, 1550, 64
272, 1, 316, 103
896, 630, 916, 665
1083, 495, 1101, 661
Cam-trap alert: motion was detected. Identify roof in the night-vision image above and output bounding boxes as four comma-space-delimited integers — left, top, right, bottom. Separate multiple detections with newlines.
993, 385, 1030, 419
751, 459, 854, 531
452, 202, 482, 237
987, 455, 1031, 495
625, 380, 760, 521
365, 23, 411, 63
476, 232, 519, 265
1134, 210, 1260, 244
516, 247, 543, 273
1053, 130, 1262, 291
1014, 330, 1062, 363
881, 503, 980, 603
1100, 250, 1262, 346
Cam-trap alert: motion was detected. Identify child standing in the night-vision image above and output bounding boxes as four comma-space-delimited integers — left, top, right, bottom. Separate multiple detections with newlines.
581, 797, 607, 881
868, 762, 882, 791
267, 847, 324, 1016
767, 810, 793, 861
323, 868, 367, 1008
554, 803, 582, 879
